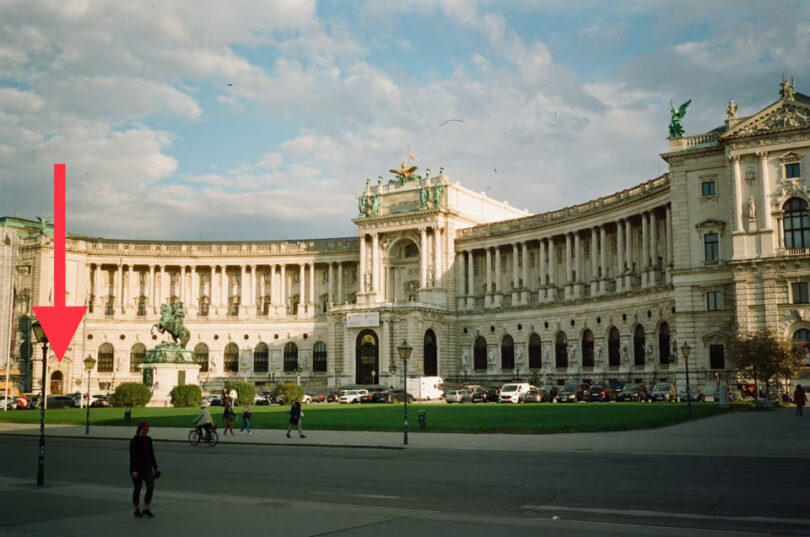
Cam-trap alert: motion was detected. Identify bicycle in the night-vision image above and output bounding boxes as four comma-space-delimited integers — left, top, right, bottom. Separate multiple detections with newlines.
188, 426, 218, 447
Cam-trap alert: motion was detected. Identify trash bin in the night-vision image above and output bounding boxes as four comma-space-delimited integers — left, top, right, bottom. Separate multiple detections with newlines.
718, 385, 729, 408
124, 410, 132, 422
418, 410, 426, 429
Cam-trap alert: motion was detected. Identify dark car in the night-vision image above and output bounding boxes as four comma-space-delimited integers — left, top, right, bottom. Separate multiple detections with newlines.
90, 395, 113, 407
471, 386, 500, 403
523, 388, 552, 403
47, 395, 76, 409
586, 384, 613, 402
372, 389, 414, 403
556, 383, 588, 403
617, 384, 650, 402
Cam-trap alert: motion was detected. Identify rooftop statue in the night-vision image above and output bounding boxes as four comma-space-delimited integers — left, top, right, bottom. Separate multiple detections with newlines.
779, 76, 795, 101
726, 100, 738, 120
390, 161, 418, 180
151, 302, 190, 349
668, 99, 691, 139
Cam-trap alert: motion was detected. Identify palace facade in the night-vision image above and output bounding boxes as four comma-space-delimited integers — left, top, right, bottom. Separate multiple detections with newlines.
2, 81, 810, 397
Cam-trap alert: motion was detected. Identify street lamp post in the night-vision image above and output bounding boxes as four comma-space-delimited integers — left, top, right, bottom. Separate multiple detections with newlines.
680, 342, 692, 417
83, 355, 96, 435
31, 321, 49, 487
397, 339, 412, 446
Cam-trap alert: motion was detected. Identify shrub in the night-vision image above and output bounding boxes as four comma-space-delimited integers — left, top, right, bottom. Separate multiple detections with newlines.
170, 384, 202, 407
224, 381, 256, 406
111, 382, 152, 408
274, 382, 304, 406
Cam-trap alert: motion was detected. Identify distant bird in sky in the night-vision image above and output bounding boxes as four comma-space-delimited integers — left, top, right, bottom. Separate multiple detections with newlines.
439, 119, 464, 126
494, 168, 497, 174
227, 83, 233, 86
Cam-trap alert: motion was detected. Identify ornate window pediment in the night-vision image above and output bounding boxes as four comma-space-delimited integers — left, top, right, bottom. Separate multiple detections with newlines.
695, 218, 726, 235
701, 331, 728, 346
779, 151, 803, 164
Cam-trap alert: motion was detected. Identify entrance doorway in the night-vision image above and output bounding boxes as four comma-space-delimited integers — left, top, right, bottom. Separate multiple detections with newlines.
423, 329, 437, 376
50, 371, 63, 395
356, 329, 379, 384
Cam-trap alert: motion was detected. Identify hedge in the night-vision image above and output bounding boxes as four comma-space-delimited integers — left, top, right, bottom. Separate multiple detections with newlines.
223, 381, 256, 406
274, 382, 304, 406
111, 382, 152, 408
170, 384, 202, 407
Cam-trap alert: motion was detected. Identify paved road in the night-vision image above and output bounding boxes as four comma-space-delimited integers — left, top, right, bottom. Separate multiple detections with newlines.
0, 407, 808, 536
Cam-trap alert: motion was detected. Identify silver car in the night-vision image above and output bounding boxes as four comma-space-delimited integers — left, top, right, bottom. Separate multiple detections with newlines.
444, 389, 472, 403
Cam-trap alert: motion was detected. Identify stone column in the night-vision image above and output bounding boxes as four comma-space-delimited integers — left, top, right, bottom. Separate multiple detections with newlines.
337, 262, 343, 304
466, 250, 475, 309
309, 261, 315, 310
565, 233, 573, 299
485, 247, 492, 307
328, 263, 334, 304
731, 155, 744, 233
178, 265, 185, 304
624, 219, 633, 288
759, 152, 772, 230
299, 264, 306, 309
521, 242, 529, 305
616, 221, 624, 292
665, 205, 673, 283
420, 228, 427, 288
209, 266, 216, 307
494, 245, 502, 307
433, 227, 442, 287
590, 227, 599, 295
574, 232, 584, 298
280, 264, 287, 310
599, 225, 607, 294
457, 252, 466, 310
372, 233, 380, 294
159, 265, 166, 306
250, 265, 256, 308
511, 243, 519, 302
359, 234, 366, 293
94, 264, 102, 310
190, 266, 198, 309
650, 211, 658, 281
539, 239, 547, 301
548, 237, 557, 300
641, 212, 649, 288
126, 265, 133, 311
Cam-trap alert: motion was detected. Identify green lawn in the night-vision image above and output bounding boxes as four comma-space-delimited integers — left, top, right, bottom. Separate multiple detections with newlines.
0, 402, 740, 434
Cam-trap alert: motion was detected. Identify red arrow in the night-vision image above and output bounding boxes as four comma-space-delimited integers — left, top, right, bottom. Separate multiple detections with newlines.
33, 164, 87, 361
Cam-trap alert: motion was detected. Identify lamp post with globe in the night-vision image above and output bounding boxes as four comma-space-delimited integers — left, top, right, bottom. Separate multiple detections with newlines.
397, 340, 412, 446
83, 355, 96, 435
30, 320, 49, 487
681, 342, 692, 417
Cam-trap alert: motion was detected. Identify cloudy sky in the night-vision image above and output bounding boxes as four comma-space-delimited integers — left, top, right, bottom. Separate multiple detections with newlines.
1, 0, 807, 241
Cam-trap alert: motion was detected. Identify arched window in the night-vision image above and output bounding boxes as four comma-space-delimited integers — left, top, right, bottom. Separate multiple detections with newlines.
423, 329, 438, 376
313, 342, 327, 372
284, 342, 299, 372
224, 343, 239, 372
784, 198, 810, 249
501, 335, 514, 369
608, 327, 621, 366
658, 322, 671, 365
194, 343, 209, 372
555, 332, 568, 368
634, 325, 646, 366
98, 343, 114, 373
528, 333, 542, 369
129, 343, 146, 373
474, 336, 487, 370
254, 342, 269, 372
582, 330, 594, 368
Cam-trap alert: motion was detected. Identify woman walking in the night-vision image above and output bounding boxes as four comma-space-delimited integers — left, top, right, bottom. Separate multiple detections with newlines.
794, 384, 806, 416
240, 403, 253, 435
286, 397, 306, 438
223, 401, 236, 435
130, 422, 160, 518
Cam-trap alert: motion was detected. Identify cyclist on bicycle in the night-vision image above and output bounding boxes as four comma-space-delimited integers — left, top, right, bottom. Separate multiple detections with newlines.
193, 402, 214, 440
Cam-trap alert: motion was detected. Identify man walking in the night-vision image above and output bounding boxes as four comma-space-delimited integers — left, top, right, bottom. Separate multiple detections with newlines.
794, 384, 806, 416
286, 397, 305, 438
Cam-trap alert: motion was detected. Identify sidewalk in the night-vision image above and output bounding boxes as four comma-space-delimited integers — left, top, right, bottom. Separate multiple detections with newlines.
1, 407, 806, 457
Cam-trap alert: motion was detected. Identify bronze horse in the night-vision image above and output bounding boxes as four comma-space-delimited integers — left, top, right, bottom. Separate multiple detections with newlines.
151, 303, 190, 349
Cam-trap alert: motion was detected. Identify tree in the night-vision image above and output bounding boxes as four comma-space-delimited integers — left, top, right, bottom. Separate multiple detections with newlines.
729, 329, 803, 401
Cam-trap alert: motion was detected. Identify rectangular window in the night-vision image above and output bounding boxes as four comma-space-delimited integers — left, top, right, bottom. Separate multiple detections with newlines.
709, 344, 725, 369
792, 282, 810, 304
786, 162, 801, 179
707, 291, 722, 311
704, 233, 719, 264
701, 180, 716, 196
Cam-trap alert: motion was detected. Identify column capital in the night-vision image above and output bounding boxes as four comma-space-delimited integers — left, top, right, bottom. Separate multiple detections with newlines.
729, 154, 741, 163
757, 150, 768, 159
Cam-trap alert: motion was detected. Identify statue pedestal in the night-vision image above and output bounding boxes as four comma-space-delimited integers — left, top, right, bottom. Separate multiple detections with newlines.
141, 343, 199, 407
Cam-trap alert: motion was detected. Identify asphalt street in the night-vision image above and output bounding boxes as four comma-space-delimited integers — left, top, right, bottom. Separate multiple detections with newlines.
0, 425, 808, 537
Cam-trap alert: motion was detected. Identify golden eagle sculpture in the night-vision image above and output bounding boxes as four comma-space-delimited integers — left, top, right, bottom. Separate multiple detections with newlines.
389, 162, 418, 180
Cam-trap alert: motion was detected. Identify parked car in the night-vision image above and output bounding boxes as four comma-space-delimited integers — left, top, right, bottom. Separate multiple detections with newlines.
306, 391, 327, 403
651, 383, 675, 402
253, 392, 271, 406
609, 380, 627, 396
556, 383, 585, 403
586, 384, 613, 402
204, 395, 224, 407
445, 389, 473, 403
499, 383, 532, 403
375, 389, 414, 403
523, 388, 552, 403
47, 395, 76, 409
617, 384, 649, 402
339, 389, 369, 404
471, 386, 500, 403
15, 394, 38, 409
0, 396, 18, 410
90, 395, 113, 407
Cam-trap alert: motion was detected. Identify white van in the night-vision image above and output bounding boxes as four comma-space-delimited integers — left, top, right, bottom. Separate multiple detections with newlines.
499, 382, 532, 403
406, 376, 444, 401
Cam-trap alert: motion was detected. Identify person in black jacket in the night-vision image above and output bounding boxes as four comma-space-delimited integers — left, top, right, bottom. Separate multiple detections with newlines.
130, 422, 159, 518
